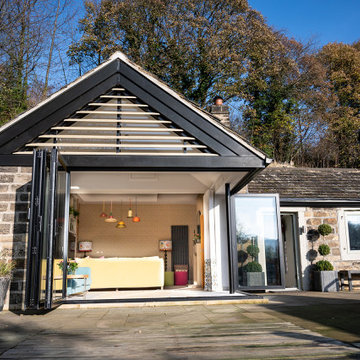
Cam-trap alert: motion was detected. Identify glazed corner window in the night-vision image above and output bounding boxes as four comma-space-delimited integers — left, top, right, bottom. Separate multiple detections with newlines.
346, 212, 360, 251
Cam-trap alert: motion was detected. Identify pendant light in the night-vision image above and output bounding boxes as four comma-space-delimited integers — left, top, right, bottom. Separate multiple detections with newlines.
105, 200, 117, 223
99, 201, 107, 218
116, 201, 126, 229
127, 199, 133, 218
132, 196, 141, 223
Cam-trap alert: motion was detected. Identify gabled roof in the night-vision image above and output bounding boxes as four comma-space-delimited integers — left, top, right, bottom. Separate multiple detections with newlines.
0, 52, 270, 170
248, 165, 360, 204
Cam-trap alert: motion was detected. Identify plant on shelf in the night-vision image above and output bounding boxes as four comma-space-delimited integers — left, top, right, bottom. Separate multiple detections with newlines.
193, 231, 201, 245
0, 249, 16, 311
69, 207, 80, 217
58, 260, 78, 274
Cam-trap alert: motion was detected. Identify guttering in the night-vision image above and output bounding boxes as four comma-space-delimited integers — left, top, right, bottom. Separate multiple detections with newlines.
280, 198, 360, 208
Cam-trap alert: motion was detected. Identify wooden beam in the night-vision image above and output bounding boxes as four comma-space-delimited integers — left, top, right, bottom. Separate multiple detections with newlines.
63, 119, 171, 124
39, 135, 195, 140
100, 95, 136, 99
15, 151, 216, 156
51, 126, 183, 132
76, 111, 160, 115
26, 143, 206, 149
88, 103, 148, 107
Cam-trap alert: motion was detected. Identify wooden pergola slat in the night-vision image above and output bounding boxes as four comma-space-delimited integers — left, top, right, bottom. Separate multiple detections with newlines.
39, 134, 195, 140
100, 95, 136, 99
26, 143, 206, 149
52, 126, 184, 132
88, 103, 148, 107
15, 151, 217, 156
62, 119, 171, 124
76, 111, 160, 115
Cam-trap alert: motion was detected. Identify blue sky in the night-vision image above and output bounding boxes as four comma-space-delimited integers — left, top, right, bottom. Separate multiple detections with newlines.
249, 0, 360, 47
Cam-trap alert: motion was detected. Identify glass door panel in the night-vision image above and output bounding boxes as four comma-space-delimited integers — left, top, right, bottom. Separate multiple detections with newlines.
233, 195, 284, 289
52, 168, 67, 301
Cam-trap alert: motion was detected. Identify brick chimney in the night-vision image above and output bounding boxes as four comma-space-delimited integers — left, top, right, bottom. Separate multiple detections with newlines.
210, 96, 230, 127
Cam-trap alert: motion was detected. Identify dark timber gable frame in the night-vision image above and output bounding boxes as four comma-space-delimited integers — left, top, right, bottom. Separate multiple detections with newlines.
0, 52, 270, 173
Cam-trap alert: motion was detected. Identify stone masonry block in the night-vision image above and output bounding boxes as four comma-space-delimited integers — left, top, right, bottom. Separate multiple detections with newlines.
0, 167, 18, 173
0, 224, 10, 234
307, 218, 322, 226
331, 248, 341, 256
0, 194, 15, 201
313, 211, 329, 217
324, 218, 337, 225
0, 174, 14, 183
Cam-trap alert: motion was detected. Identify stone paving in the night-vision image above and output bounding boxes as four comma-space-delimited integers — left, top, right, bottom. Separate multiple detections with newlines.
1, 296, 360, 359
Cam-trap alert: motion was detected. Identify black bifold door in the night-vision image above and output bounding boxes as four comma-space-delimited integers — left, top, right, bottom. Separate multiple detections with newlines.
25, 149, 70, 309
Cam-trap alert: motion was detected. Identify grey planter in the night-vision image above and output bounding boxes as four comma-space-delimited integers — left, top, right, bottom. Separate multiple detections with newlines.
314, 271, 339, 292
246, 272, 265, 287
0, 277, 10, 311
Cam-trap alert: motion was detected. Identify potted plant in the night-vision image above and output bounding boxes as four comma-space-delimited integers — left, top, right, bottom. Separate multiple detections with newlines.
244, 244, 265, 286
313, 224, 339, 292
0, 249, 15, 311
58, 260, 78, 275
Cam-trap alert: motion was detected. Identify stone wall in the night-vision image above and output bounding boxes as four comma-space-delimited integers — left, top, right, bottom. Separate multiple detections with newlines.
0, 167, 32, 310
304, 207, 360, 271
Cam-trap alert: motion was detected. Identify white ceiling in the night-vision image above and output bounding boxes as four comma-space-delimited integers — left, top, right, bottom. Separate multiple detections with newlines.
70, 171, 246, 203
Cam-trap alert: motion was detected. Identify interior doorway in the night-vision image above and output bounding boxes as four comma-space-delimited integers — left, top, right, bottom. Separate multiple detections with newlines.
280, 213, 301, 289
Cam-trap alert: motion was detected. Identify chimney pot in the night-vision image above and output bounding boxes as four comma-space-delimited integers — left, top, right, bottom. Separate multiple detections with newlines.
210, 96, 230, 127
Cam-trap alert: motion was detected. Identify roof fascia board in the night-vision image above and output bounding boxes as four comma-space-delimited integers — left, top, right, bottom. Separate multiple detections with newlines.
0, 67, 119, 153
0, 154, 265, 169
0, 56, 119, 136
119, 56, 267, 160
280, 198, 360, 208
62, 154, 266, 171
119, 61, 263, 158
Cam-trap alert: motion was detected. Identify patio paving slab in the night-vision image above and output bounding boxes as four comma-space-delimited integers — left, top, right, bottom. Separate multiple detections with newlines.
0, 297, 360, 359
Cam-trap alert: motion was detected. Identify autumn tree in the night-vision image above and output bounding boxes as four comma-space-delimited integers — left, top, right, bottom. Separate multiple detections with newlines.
68, 0, 277, 107
315, 41, 360, 167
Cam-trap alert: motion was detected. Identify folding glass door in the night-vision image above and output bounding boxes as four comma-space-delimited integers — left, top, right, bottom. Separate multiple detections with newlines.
25, 149, 70, 309
231, 194, 285, 290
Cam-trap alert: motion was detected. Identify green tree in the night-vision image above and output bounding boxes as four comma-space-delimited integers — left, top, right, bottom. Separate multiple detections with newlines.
68, 0, 276, 107
316, 41, 360, 167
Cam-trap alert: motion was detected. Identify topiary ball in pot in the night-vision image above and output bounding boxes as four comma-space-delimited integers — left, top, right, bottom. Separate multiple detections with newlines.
318, 224, 332, 237
244, 261, 262, 273
246, 244, 259, 259
315, 260, 334, 271
318, 244, 330, 257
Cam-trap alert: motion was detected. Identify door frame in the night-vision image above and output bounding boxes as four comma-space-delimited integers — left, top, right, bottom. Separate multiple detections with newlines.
229, 193, 285, 291
25, 149, 70, 310
280, 212, 302, 290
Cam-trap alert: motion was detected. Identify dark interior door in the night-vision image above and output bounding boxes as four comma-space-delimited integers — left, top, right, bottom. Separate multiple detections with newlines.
25, 149, 69, 309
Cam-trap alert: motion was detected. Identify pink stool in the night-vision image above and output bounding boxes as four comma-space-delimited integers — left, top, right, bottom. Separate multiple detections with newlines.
174, 265, 188, 285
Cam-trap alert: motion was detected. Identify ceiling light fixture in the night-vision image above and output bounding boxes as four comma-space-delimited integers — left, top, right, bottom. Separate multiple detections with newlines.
116, 201, 126, 229
105, 200, 117, 223
132, 196, 140, 223
127, 199, 133, 218
99, 201, 107, 218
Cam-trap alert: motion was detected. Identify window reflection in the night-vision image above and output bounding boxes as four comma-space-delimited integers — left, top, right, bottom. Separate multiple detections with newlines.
235, 196, 281, 287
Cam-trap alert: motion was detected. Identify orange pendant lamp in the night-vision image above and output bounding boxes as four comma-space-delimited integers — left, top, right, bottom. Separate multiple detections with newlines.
99, 201, 107, 218
105, 200, 117, 223
132, 196, 140, 223
116, 201, 126, 229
